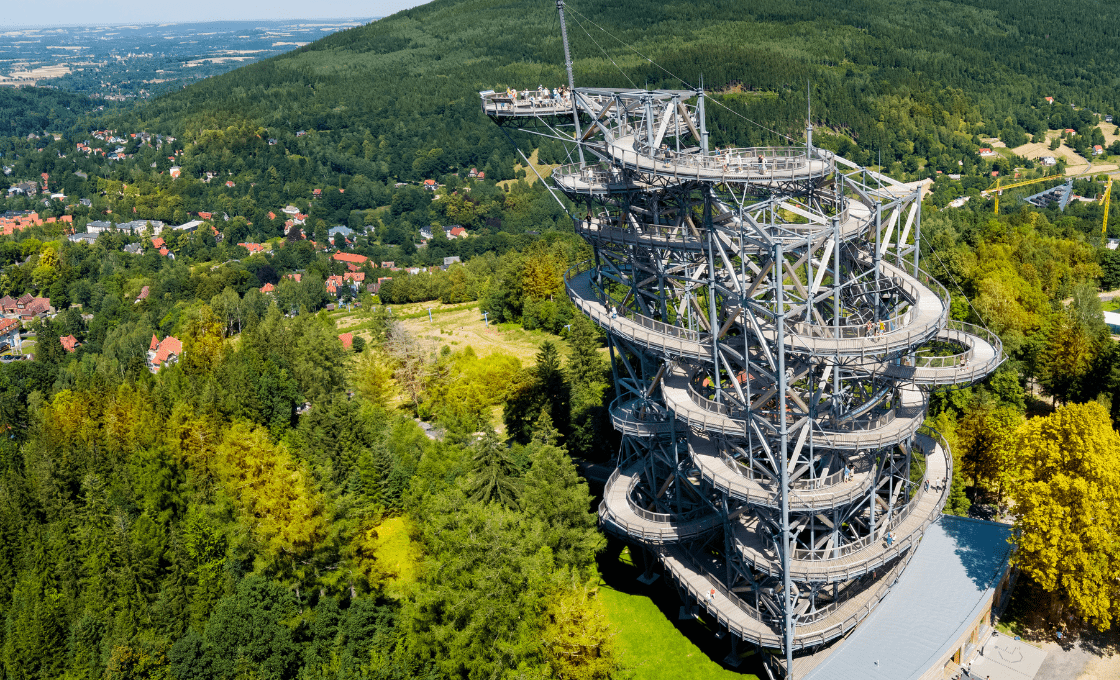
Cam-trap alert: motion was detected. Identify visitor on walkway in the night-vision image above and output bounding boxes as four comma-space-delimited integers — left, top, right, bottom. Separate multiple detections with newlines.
885, 531, 894, 547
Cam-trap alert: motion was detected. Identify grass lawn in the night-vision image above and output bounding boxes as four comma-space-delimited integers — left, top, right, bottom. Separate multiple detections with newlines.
598, 544, 763, 680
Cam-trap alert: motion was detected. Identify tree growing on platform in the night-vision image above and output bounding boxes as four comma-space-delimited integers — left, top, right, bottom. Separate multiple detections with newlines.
1011, 401, 1120, 630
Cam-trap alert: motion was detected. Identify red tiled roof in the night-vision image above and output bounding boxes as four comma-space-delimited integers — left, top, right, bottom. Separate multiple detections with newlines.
0, 318, 19, 335
150, 334, 159, 351
344, 272, 366, 282
332, 252, 368, 264
152, 336, 182, 364
198, 212, 212, 219
137, 285, 149, 300
151, 236, 165, 248
238, 242, 266, 253
338, 332, 353, 350
450, 226, 467, 236
60, 335, 79, 352
261, 282, 275, 293
286, 273, 302, 283
159, 247, 169, 256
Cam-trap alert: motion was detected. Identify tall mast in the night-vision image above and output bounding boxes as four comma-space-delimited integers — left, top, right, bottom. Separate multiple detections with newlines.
806, 80, 813, 156
557, 0, 586, 166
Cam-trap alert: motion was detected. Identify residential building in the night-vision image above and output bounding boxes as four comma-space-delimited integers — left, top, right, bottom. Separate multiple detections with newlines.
1094, 144, 1104, 156
238, 242, 267, 254
7, 181, 39, 197
332, 252, 369, 265
136, 286, 149, 303
59, 335, 80, 353
261, 283, 275, 294
423, 179, 437, 190
68, 233, 99, 244
172, 219, 203, 232
169, 166, 181, 179
147, 335, 183, 373
1040, 156, 1057, 167
443, 255, 461, 267
0, 318, 21, 353
87, 220, 114, 234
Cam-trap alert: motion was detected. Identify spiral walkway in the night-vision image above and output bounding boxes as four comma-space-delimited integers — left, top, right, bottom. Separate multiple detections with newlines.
484, 81, 1003, 677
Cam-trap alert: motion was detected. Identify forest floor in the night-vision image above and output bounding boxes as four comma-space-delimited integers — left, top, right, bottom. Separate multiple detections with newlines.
597, 543, 763, 680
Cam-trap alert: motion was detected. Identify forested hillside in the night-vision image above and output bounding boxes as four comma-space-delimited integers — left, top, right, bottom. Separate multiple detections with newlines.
2, 0, 1120, 676
116, 0, 1120, 179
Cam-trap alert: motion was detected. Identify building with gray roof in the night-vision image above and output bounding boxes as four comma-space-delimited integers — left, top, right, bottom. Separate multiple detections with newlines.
802, 515, 1013, 680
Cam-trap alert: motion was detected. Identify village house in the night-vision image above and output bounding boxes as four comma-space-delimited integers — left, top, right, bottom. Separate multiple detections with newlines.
260, 282, 275, 294
135, 286, 149, 304
238, 242, 267, 254
0, 318, 21, 354
59, 335, 80, 353
7, 181, 39, 197
147, 335, 183, 373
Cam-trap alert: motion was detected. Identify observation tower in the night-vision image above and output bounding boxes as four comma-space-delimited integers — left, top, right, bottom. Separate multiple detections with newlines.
480, 4, 1002, 676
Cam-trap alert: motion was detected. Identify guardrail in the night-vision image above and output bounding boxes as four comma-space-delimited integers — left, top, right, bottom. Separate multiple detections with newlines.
609, 397, 673, 436
733, 424, 950, 579
564, 262, 710, 350
552, 161, 633, 191
911, 319, 1004, 369
575, 218, 707, 247
598, 466, 720, 543
681, 368, 906, 441
480, 89, 574, 116
632, 144, 810, 173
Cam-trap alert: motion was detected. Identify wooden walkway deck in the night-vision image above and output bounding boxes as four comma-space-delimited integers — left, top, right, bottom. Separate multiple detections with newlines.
609, 398, 674, 437
566, 269, 711, 361
689, 432, 879, 511
661, 367, 927, 450
728, 435, 948, 583
606, 135, 833, 184
599, 462, 721, 544
658, 535, 913, 650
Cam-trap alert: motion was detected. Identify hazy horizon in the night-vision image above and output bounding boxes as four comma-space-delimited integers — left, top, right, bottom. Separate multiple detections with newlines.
4, 0, 430, 27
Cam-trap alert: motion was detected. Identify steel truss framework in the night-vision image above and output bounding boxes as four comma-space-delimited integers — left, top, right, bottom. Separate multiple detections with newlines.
482, 74, 1002, 679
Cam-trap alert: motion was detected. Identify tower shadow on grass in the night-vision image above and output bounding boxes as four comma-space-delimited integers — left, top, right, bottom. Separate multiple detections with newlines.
597, 537, 768, 679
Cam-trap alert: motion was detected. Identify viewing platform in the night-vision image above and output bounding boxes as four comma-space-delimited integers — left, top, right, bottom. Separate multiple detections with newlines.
605, 136, 833, 185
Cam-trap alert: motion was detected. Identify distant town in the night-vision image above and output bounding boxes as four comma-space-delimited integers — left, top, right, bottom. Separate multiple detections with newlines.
0, 19, 373, 99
